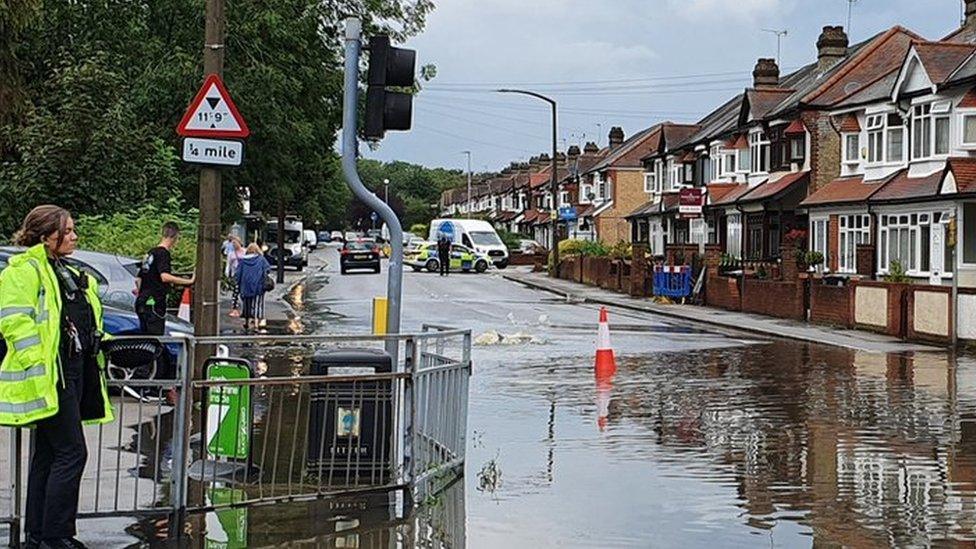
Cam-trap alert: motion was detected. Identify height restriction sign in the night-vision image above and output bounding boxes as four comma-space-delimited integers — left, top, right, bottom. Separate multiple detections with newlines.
177, 74, 250, 139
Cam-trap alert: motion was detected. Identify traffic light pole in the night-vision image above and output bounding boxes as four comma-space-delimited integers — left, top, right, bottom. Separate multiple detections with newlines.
343, 18, 404, 360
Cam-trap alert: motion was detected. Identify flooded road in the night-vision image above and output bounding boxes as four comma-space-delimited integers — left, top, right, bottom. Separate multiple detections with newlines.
306, 247, 976, 548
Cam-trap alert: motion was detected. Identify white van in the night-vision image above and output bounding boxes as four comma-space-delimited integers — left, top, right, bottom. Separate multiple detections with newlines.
428, 219, 509, 268
303, 229, 318, 251
265, 218, 308, 271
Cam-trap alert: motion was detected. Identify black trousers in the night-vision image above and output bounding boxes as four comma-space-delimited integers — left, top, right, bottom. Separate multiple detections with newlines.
438, 252, 450, 276
26, 368, 87, 539
136, 299, 166, 336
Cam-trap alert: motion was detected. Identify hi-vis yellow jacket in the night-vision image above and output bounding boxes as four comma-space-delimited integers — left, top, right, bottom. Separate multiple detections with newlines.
0, 244, 114, 426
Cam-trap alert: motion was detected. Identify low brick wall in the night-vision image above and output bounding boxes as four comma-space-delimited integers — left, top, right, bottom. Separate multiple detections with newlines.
706, 274, 741, 311
810, 281, 854, 328
582, 256, 612, 287
508, 252, 539, 266
741, 278, 805, 320
907, 285, 952, 342
854, 281, 909, 338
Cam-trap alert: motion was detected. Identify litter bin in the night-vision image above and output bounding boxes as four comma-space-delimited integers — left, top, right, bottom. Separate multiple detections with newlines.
307, 349, 394, 484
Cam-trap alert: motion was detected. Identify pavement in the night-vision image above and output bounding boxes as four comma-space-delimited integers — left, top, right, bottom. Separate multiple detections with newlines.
500, 266, 943, 354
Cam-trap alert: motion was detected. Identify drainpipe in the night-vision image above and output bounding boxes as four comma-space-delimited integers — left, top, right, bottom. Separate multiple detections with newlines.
953, 203, 960, 347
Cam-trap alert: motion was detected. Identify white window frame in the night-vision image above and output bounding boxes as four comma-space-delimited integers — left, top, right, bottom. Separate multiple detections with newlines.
866, 114, 884, 164
961, 111, 976, 149
878, 211, 950, 275
843, 133, 860, 164
810, 217, 829, 272
838, 214, 870, 273
749, 129, 770, 174
669, 160, 683, 190
580, 184, 592, 204
643, 172, 655, 193
721, 150, 737, 177
911, 102, 951, 161
727, 213, 742, 258
709, 144, 721, 181
559, 191, 570, 207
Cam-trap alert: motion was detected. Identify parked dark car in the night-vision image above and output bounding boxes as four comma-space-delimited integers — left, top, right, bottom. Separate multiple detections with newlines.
340, 240, 381, 274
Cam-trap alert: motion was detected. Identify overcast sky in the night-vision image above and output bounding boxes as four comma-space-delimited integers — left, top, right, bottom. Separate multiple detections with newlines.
366, 0, 966, 174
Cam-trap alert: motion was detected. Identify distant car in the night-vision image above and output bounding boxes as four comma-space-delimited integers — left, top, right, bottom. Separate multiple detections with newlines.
401, 232, 418, 246
331, 231, 345, 242
340, 240, 381, 274
304, 229, 319, 251
406, 237, 427, 251
405, 243, 490, 274
317, 231, 331, 243
344, 231, 361, 242
0, 246, 140, 310
366, 229, 383, 243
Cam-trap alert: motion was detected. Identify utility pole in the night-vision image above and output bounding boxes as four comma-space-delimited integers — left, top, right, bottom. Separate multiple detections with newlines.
462, 150, 472, 218
497, 89, 558, 274
193, 0, 225, 376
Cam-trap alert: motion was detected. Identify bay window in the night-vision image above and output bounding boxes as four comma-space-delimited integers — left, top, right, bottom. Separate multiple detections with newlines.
749, 130, 769, 174
838, 214, 870, 273
690, 218, 706, 245
722, 150, 737, 176
912, 102, 950, 160
866, 112, 906, 164
879, 212, 951, 274
727, 213, 742, 258
886, 117, 905, 163
790, 136, 806, 163
580, 184, 592, 204
644, 172, 655, 193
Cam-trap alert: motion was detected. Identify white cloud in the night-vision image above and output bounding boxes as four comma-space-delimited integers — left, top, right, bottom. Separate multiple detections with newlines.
666, 0, 783, 21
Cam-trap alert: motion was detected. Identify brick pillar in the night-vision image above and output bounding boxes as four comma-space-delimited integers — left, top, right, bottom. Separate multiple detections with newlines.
856, 244, 875, 277
781, 242, 798, 280
801, 111, 841, 196
703, 244, 722, 275
631, 243, 648, 297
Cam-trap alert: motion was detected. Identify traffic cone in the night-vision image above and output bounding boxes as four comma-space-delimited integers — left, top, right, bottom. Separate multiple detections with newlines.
178, 288, 192, 322
595, 307, 616, 377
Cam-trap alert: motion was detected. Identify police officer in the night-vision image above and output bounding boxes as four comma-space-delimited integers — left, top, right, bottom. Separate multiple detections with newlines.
437, 234, 451, 277
0, 205, 115, 548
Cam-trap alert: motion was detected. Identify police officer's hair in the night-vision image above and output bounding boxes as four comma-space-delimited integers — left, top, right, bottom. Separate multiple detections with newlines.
161, 221, 180, 239
13, 205, 71, 248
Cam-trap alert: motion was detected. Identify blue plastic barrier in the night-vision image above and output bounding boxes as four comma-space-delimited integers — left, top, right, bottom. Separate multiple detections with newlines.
652, 266, 692, 298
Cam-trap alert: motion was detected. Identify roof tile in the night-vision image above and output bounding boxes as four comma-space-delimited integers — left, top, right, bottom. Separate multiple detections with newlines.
799, 175, 884, 207
738, 171, 809, 205
869, 169, 942, 203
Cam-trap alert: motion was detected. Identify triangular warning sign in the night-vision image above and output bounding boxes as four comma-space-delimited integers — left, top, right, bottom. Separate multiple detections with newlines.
177, 74, 250, 138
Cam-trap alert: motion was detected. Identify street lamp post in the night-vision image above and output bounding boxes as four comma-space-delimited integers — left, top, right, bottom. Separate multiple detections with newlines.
383, 178, 390, 203
497, 88, 559, 274
462, 151, 472, 218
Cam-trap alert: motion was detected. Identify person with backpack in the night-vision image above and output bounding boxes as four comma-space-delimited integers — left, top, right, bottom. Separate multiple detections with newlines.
0, 205, 114, 548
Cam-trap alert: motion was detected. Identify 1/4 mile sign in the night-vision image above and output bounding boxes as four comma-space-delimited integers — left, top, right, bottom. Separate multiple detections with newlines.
177, 74, 249, 167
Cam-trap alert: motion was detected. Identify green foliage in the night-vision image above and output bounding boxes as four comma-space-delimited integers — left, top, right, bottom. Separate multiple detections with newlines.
346, 159, 465, 229
76, 199, 198, 273
607, 241, 632, 260
409, 223, 428, 237
804, 250, 825, 267
559, 239, 609, 257
884, 259, 911, 283
1, 0, 433, 237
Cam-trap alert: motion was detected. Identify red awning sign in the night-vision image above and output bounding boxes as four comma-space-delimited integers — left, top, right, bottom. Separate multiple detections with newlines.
177, 74, 250, 138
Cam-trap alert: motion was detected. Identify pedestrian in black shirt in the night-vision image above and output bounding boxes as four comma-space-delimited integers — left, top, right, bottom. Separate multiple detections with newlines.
437, 235, 451, 277
135, 222, 194, 336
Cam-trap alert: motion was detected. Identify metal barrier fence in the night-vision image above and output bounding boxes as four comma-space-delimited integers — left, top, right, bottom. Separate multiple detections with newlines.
0, 329, 470, 546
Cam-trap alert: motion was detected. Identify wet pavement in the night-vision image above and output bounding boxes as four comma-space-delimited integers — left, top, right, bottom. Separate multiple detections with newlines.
25, 244, 976, 547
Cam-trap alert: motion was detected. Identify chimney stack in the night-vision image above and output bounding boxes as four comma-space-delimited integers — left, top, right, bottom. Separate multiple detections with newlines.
529, 155, 541, 168
539, 153, 551, 164
555, 151, 567, 164
753, 58, 780, 88
583, 141, 600, 154
608, 127, 625, 147
817, 26, 849, 72
568, 145, 581, 160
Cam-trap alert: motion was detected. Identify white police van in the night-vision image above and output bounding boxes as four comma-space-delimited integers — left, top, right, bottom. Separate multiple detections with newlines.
428, 219, 509, 269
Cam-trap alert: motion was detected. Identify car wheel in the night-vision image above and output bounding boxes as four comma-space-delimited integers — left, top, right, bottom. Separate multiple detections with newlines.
496, 261, 509, 269
426, 259, 439, 273
475, 260, 488, 273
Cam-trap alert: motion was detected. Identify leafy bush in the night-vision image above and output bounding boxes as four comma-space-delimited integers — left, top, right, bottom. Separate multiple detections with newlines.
608, 241, 632, 260
884, 259, 911, 283
804, 250, 825, 268
76, 199, 198, 273
559, 239, 609, 257
409, 223, 428, 238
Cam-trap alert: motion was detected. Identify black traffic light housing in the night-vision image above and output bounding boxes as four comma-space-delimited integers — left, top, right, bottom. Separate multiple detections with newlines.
365, 36, 417, 139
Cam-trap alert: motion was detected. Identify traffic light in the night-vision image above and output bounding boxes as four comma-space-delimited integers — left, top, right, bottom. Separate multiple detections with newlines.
365, 36, 416, 139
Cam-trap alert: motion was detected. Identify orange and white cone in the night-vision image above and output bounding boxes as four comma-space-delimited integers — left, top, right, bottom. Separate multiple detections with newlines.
595, 307, 616, 377
178, 288, 192, 322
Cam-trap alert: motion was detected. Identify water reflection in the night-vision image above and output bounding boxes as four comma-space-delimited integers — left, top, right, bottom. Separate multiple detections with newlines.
490, 342, 976, 545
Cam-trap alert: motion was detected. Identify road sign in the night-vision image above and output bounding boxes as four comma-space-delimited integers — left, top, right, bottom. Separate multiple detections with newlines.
182, 137, 244, 167
679, 188, 705, 219
558, 206, 578, 221
177, 74, 250, 138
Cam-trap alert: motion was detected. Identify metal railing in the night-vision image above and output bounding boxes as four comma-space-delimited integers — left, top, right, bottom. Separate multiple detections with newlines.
0, 329, 471, 546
